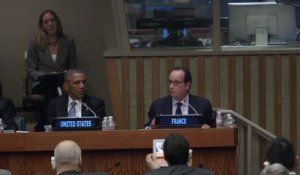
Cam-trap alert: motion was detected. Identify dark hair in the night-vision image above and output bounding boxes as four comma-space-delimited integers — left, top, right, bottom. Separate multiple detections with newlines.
64, 69, 85, 82
163, 133, 189, 165
171, 67, 192, 84
37, 9, 63, 49
267, 137, 295, 170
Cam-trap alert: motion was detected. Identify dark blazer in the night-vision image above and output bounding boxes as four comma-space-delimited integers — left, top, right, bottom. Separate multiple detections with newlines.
58, 171, 109, 175
58, 171, 80, 175
144, 165, 214, 175
147, 94, 214, 127
0, 97, 18, 130
27, 34, 77, 86
46, 94, 106, 124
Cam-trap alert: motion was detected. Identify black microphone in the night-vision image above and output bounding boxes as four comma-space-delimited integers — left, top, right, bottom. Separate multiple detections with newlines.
104, 162, 121, 172
82, 103, 97, 117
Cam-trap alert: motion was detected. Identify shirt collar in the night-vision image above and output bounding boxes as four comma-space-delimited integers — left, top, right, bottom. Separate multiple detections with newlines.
172, 94, 189, 106
68, 96, 82, 106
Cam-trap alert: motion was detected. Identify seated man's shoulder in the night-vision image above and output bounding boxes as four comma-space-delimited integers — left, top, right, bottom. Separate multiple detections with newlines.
152, 96, 171, 104
0, 97, 15, 106
84, 95, 104, 102
190, 94, 208, 101
80, 173, 109, 175
145, 165, 214, 175
50, 95, 67, 103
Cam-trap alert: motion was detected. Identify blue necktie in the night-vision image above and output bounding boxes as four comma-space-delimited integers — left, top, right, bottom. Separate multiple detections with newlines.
176, 102, 182, 115
68, 101, 77, 117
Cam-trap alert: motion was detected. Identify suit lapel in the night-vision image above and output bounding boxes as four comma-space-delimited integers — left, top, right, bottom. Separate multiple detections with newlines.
165, 96, 173, 115
60, 95, 69, 117
188, 94, 196, 114
81, 95, 89, 116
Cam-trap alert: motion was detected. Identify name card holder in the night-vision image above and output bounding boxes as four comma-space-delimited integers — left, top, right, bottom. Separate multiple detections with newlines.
52, 116, 101, 131
155, 114, 203, 128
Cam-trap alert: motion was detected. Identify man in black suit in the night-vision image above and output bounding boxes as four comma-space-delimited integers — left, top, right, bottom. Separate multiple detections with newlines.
145, 133, 214, 175
0, 97, 18, 130
146, 67, 214, 128
52, 140, 109, 175
46, 70, 106, 125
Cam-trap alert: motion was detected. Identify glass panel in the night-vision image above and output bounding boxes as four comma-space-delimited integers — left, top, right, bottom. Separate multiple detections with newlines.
124, 0, 213, 49
221, 0, 300, 46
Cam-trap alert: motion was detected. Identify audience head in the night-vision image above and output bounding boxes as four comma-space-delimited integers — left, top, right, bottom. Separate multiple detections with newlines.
53, 140, 82, 173
0, 169, 12, 175
167, 67, 192, 101
163, 133, 190, 166
267, 137, 297, 170
37, 9, 63, 49
260, 163, 289, 175
64, 70, 87, 100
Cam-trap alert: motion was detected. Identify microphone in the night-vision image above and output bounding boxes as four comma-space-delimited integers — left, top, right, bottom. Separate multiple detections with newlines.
82, 103, 97, 117
104, 162, 121, 172
182, 100, 200, 115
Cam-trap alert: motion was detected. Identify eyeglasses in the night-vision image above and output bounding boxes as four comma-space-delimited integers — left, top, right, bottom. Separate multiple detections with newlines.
167, 80, 184, 86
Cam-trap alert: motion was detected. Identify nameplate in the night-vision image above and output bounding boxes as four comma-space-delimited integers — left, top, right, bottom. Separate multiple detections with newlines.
155, 114, 203, 128
52, 117, 101, 131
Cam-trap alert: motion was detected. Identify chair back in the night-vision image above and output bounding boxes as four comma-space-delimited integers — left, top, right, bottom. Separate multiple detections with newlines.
22, 51, 44, 109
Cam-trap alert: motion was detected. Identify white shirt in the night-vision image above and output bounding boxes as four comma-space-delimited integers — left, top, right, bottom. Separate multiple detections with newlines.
172, 95, 189, 115
51, 54, 57, 62
68, 96, 82, 117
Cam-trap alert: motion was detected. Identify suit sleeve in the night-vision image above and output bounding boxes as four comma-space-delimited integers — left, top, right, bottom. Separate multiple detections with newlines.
0, 98, 18, 130
46, 99, 57, 125
27, 38, 47, 80
203, 100, 215, 128
146, 102, 156, 127
67, 37, 77, 69
94, 99, 106, 118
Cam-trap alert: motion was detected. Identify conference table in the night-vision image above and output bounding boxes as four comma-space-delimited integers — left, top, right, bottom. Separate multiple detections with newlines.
0, 128, 237, 175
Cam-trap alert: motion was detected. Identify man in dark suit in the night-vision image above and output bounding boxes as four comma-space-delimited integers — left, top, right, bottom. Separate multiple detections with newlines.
52, 140, 109, 175
0, 97, 19, 130
145, 133, 214, 175
46, 70, 106, 125
146, 67, 214, 128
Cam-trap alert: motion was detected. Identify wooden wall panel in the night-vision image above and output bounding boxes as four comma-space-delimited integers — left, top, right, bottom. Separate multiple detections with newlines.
211, 56, 220, 107
258, 55, 267, 169
243, 56, 251, 119
273, 55, 282, 135
151, 57, 159, 100
197, 56, 206, 97
121, 57, 130, 129
105, 59, 123, 129
289, 55, 297, 146
228, 56, 236, 110
136, 57, 144, 128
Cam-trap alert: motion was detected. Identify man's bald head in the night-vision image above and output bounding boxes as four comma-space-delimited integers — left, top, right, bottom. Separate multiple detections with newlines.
54, 140, 82, 169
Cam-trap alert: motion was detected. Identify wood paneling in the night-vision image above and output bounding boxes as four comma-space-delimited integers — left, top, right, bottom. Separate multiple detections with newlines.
136, 57, 144, 128
0, 129, 237, 175
228, 56, 236, 110
212, 56, 220, 107
151, 57, 159, 100
121, 57, 130, 129
289, 55, 297, 146
197, 56, 206, 97
273, 55, 282, 135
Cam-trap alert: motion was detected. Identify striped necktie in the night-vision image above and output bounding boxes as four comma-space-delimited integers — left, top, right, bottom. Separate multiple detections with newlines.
68, 101, 77, 117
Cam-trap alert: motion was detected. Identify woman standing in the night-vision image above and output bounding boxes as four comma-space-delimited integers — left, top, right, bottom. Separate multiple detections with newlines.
27, 9, 77, 131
